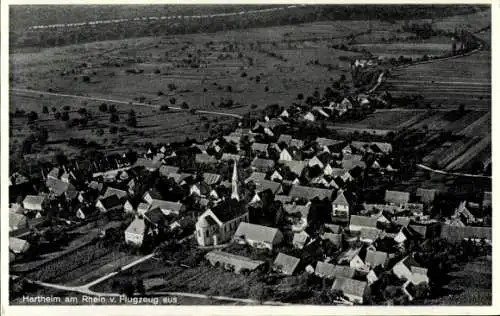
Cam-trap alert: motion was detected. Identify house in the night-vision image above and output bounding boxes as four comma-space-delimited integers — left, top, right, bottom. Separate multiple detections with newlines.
234, 222, 283, 250
143, 190, 163, 204
289, 185, 333, 201
75, 207, 93, 220
439, 224, 491, 244
290, 138, 305, 149
273, 253, 300, 275
275, 195, 293, 204
22, 195, 46, 212
203, 173, 222, 186
393, 256, 429, 285
124, 217, 148, 247
331, 277, 370, 304
251, 143, 269, 155
292, 231, 310, 249
308, 156, 325, 169
337, 247, 366, 271
137, 203, 150, 216
205, 251, 264, 273
102, 187, 128, 200
124, 200, 135, 213
150, 199, 185, 216
195, 200, 249, 247
314, 261, 337, 279
195, 153, 218, 165
349, 215, 378, 232
279, 160, 307, 177
190, 182, 211, 197
332, 190, 350, 219
96, 195, 123, 213
251, 158, 275, 172
385, 190, 410, 205
9, 211, 28, 231
304, 112, 315, 121
9, 237, 31, 255
364, 249, 388, 269
359, 228, 381, 244
283, 203, 311, 220
483, 191, 491, 208
280, 109, 290, 118
245, 172, 267, 184
277, 134, 293, 146
416, 188, 437, 204
134, 157, 161, 172
221, 153, 242, 162
279, 148, 293, 161
254, 179, 283, 195
270, 170, 283, 182
159, 165, 179, 177
316, 137, 344, 149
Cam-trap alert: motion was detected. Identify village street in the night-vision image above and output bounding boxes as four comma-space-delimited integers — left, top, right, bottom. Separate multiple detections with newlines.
416, 163, 491, 179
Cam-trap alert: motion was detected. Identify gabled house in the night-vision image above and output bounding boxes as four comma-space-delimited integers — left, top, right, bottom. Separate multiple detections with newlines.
96, 195, 123, 213
289, 185, 333, 201
137, 202, 150, 216
150, 199, 185, 216
270, 170, 283, 182
279, 148, 293, 161
195, 200, 249, 247
134, 158, 161, 172
304, 112, 315, 121
254, 179, 283, 195
337, 247, 366, 271
143, 190, 163, 204
279, 160, 307, 177
273, 253, 300, 275
392, 255, 429, 285
234, 222, 283, 250
251, 158, 275, 173
416, 188, 437, 204
245, 172, 267, 184
195, 153, 218, 165
251, 143, 269, 156
332, 190, 350, 219
102, 187, 128, 200
308, 156, 325, 169
9, 237, 30, 255
385, 190, 410, 206
331, 277, 370, 304
359, 228, 381, 244
203, 173, 222, 186
349, 215, 378, 232
9, 211, 28, 231
292, 231, 310, 249
159, 165, 180, 178
364, 249, 389, 269
22, 195, 46, 212
124, 217, 148, 247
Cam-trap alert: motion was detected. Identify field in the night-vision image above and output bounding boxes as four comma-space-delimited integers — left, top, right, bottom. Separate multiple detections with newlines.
352, 41, 452, 59
420, 256, 491, 305
379, 51, 491, 110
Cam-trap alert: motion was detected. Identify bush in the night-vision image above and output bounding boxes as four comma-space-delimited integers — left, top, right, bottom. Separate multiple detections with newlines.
27, 111, 38, 122
96, 128, 104, 136
109, 126, 118, 134
99, 103, 108, 112
54, 112, 61, 120
61, 112, 70, 121
42, 106, 49, 114
110, 113, 119, 123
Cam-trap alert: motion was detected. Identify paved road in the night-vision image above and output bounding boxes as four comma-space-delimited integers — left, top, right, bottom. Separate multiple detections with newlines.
416, 163, 491, 179
10, 88, 243, 119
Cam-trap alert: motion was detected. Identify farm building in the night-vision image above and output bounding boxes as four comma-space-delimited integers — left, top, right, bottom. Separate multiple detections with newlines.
331, 277, 370, 304
349, 215, 378, 232
385, 190, 410, 205
439, 224, 492, 243
205, 251, 264, 273
273, 253, 300, 275
288, 185, 333, 201
234, 222, 283, 250
22, 195, 46, 211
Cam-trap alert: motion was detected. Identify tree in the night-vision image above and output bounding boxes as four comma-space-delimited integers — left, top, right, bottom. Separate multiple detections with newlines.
458, 104, 465, 113
110, 113, 120, 123
109, 126, 118, 134
42, 106, 49, 114
169, 97, 176, 105
61, 112, 70, 121
109, 104, 117, 113
99, 103, 108, 112
63, 105, 70, 111
127, 110, 137, 127
54, 112, 61, 120
27, 111, 38, 122
181, 102, 189, 109
160, 105, 169, 111
297, 93, 304, 100
96, 128, 104, 136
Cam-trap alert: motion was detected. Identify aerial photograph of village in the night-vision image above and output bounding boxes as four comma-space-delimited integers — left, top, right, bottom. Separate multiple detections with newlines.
8, 4, 491, 306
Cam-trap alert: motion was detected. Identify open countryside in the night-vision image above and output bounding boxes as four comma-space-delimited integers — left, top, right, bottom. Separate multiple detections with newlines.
9, 4, 491, 307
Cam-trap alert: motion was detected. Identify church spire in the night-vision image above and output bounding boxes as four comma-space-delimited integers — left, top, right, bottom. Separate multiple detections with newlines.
231, 159, 239, 201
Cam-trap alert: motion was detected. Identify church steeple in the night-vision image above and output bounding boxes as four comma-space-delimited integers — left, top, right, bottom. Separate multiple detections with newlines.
231, 159, 240, 201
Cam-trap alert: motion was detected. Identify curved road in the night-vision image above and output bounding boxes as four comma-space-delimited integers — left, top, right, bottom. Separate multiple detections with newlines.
10, 88, 243, 119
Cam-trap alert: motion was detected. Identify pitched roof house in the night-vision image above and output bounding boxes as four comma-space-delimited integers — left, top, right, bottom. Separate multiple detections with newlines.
392, 255, 429, 285
9, 237, 31, 254
195, 153, 218, 165
349, 215, 378, 232
22, 195, 46, 211
124, 217, 148, 247
331, 277, 370, 304
364, 249, 389, 268
96, 195, 123, 212
251, 158, 275, 172
416, 188, 437, 204
279, 160, 307, 176
288, 185, 333, 201
234, 222, 283, 250
150, 199, 185, 216
385, 190, 410, 205
273, 253, 301, 275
